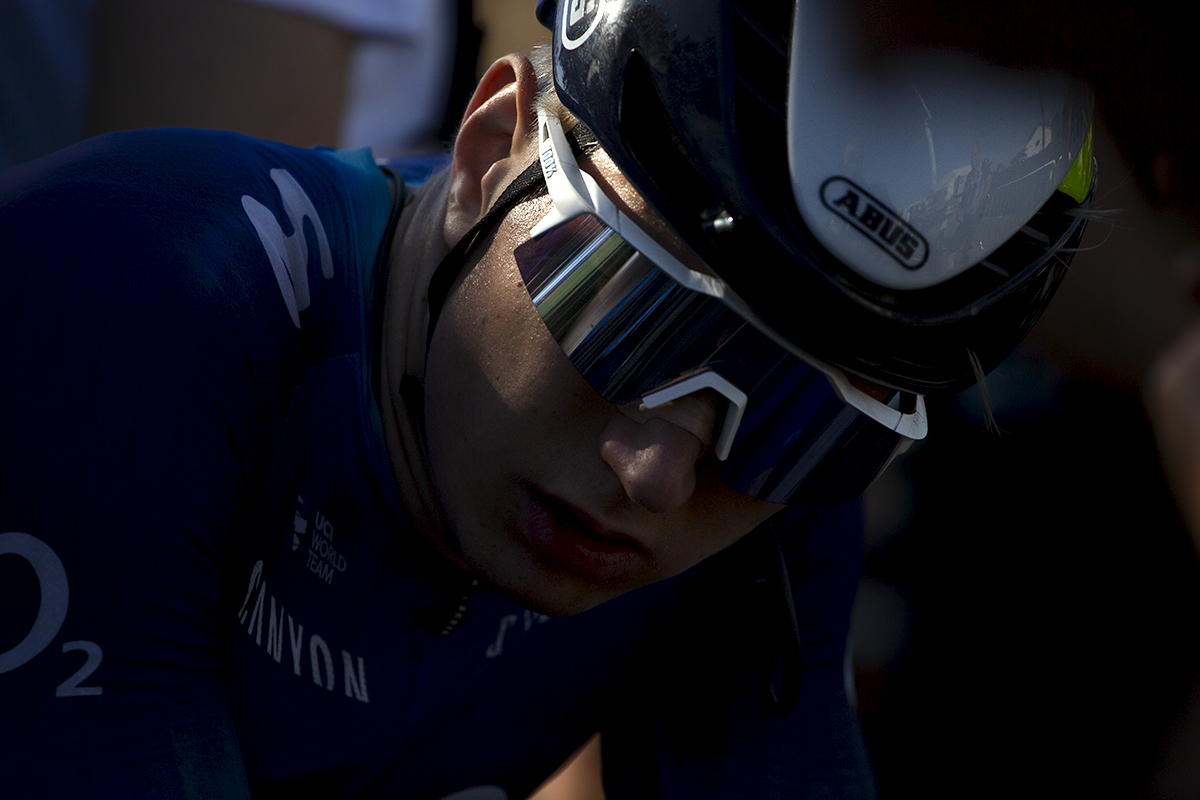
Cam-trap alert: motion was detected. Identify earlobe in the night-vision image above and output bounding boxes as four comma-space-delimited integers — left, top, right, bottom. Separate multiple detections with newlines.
445, 54, 541, 247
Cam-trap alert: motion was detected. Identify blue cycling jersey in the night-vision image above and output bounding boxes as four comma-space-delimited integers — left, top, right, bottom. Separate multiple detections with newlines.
0, 129, 875, 799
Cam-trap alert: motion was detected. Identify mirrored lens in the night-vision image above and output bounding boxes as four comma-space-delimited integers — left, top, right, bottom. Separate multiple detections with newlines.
514, 213, 906, 504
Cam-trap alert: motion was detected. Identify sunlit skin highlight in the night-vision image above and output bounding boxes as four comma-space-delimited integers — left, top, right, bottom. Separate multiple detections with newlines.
416, 54, 783, 616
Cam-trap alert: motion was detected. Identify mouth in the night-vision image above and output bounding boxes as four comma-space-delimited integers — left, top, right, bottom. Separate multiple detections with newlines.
521, 484, 647, 583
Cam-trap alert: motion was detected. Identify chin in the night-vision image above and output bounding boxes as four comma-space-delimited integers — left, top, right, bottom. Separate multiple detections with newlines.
457, 523, 660, 617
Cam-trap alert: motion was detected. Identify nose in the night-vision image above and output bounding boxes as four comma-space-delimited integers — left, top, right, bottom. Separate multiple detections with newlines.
599, 414, 707, 513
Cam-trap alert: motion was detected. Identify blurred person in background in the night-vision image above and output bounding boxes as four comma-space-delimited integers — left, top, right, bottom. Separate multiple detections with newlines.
0, 0, 97, 169
87, 0, 477, 157
0, 0, 480, 169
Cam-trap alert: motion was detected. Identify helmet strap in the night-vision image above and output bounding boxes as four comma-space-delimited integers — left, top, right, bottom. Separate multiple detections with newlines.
424, 157, 548, 362
424, 122, 599, 362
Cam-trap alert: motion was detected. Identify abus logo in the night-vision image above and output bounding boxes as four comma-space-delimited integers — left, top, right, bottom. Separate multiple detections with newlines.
562, 0, 605, 50
820, 177, 928, 270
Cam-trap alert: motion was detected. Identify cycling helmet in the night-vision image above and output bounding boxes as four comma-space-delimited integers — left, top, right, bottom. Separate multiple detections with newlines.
534, 0, 1095, 395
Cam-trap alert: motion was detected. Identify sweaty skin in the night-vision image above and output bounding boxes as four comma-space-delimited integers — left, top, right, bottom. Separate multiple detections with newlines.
378, 54, 781, 616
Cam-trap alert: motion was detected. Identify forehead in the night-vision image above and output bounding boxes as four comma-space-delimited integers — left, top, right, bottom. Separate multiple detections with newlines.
573, 144, 716, 278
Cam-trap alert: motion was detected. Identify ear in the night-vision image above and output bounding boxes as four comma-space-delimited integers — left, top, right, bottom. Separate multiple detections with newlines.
444, 53, 541, 247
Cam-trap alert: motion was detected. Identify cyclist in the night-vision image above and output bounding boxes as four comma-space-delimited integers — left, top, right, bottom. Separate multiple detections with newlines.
0, 1, 1094, 796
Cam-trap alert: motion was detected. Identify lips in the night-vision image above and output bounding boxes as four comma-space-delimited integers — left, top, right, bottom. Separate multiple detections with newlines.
521, 484, 646, 583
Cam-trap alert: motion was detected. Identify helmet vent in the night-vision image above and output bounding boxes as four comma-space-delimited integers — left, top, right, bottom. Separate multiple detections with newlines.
732, 3, 790, 121
728, 2, 808, 252
618, 49, 722, 246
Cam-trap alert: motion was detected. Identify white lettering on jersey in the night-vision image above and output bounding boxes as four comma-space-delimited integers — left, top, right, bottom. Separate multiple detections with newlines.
246, 574, 267, 646
241, 169, 333, 328
0, 532, 69, 673
305, 509, 349, 585
56, 641, 103, 696
523, 609, 549, 631
485, 614, 519, 659
2, 532, 104, 697
485, 610, 550, 659
310, 634, 334, 691
236, 561, 368, 703
342, 650, 369, 702
288, 615, 304, 676
293, 495, 307, 552
266, 596, 285, 663
237, 560, 264, 625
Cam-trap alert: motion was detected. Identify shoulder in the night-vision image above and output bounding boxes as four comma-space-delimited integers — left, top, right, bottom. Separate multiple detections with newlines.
1, 128, 385, 255
0, 130, 393, 487
2, 128, 390, 340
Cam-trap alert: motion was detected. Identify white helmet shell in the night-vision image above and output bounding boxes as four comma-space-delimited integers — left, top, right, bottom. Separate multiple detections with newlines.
788, 1, 1093, 290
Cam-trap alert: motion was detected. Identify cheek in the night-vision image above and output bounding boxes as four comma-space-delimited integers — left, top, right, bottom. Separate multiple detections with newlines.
447, 255, 592, 419
435, 198, 573, 419
671, 476, 785, 568
428, 261, 553, 438
423, 245, 613, 516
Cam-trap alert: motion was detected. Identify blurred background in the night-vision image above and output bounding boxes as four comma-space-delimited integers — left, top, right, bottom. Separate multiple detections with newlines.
5, 1, 1200, 797
855, 124, 1200, 797
0, 0, 550, 168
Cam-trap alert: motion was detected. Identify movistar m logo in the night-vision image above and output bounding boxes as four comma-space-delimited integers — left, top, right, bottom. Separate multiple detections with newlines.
242, 169, 333, 328
562, 0, 605, 50
820, 177, 928, 270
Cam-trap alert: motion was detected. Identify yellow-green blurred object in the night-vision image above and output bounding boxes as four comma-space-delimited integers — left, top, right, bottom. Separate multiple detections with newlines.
1059, 125, 1095, 203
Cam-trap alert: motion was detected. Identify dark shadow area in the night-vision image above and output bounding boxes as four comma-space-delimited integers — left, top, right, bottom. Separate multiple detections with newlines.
858, 373, 1200, 797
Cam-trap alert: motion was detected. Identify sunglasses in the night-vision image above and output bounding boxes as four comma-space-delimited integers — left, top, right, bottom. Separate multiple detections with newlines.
513, 111, 927, 505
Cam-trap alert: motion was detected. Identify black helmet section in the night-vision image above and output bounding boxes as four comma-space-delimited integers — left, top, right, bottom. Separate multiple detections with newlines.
539, 0, 1090, 394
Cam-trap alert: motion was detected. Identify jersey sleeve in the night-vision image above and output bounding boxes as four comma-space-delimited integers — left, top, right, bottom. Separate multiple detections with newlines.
598, 502, 877, 799
0, 129, 388, 798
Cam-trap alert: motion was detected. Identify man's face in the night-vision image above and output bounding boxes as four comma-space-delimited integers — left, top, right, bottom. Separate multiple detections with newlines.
423, 145, 783, 616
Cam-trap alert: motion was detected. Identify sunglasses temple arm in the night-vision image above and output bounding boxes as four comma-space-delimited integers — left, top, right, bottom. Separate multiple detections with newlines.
532, 110, 617, 238
823, 367, 928, 441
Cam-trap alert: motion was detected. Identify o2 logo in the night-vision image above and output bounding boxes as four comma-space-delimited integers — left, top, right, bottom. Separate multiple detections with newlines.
0, 532, 103, 696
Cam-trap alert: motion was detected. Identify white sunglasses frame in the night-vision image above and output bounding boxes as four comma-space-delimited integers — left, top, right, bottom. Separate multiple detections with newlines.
528, 109, 928, 461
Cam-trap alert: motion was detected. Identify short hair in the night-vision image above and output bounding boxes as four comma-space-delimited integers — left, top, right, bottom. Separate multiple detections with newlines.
529, 45, 573, 124
528, 44, 599, 155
